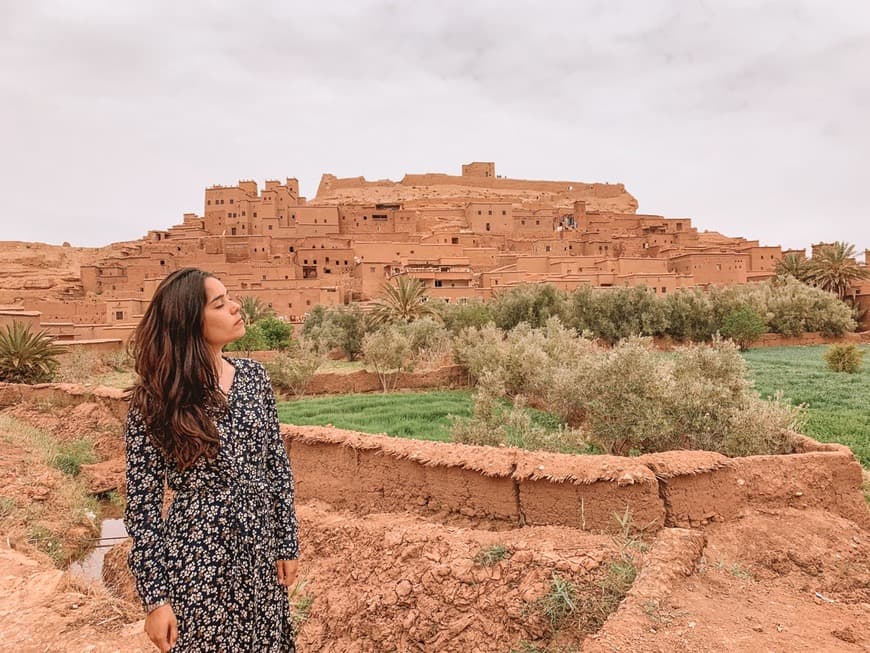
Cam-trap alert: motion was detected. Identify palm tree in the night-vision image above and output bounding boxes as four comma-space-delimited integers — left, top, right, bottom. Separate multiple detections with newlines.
370, 276, 441, 324
239, 296, 275, 324
0, 321, 65, 383
807, 242, 870, 301
774, 252, 813, 283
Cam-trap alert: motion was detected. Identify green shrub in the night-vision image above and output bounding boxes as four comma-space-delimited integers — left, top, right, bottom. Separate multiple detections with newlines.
824, 343, 864, 374
565, 286, 668, 344
720, 306, 767, 350
581, 338, 674, 455
224, 322, 267, 355
361, 326, 413, 392
401, 317, 451, 366
662, 289, 716, 342
0, 321, 64, 384
439, 299, 493, 335
302, 304, 368, 360
52, 438, 98, 476
265, 340, 324, 397
258, 316, 294, 351
456, 328, 801, 458
490, 283, 566, 330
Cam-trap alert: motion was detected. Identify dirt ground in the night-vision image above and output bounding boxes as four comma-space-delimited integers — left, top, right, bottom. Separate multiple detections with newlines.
1, 399, 868, 652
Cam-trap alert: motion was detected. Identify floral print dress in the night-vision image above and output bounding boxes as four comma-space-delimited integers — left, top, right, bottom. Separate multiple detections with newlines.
124, 358, 299, 652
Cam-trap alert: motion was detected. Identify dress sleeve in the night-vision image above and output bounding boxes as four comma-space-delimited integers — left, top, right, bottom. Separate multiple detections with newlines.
261, 365, 300, 560
123, 405, 170, 611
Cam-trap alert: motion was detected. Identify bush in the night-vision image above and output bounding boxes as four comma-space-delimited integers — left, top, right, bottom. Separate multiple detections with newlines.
265, 340, 324, 397
667, 339, 800, 456
361, 326, 413, 392
302, 304, 368, 360
760, 277, 855, 337
401, 317, 452, 368
489, 283, 566, 330
224, 322, 267, 355
455, 327, 801, 458
565, 286, 668, 344
661, 289, 713, 342
581, 338, 675, 455
824, 343, 864, 374
449, 372, 586, 453
439, 299, 493, 335
720, 306, 766, 350
0, 321, 63, 384
258, 316, 294, 351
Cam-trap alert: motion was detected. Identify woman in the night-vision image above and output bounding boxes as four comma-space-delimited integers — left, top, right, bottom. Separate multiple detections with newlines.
124, 268, 299, 652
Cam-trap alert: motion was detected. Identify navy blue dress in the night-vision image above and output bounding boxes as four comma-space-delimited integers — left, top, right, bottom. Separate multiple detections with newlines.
124, 358, 299, 652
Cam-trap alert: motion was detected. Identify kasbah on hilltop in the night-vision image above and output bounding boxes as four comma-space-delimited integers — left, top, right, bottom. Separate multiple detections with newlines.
1, 161, 869, 342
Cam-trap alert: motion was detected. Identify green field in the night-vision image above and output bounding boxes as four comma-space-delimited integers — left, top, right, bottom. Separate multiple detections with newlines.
740, 345, 870, 467
277, 345, 870, 466
276, 390, 472, 441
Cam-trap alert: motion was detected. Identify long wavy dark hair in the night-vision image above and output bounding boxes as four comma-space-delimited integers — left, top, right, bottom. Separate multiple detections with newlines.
127, 268, 226, 470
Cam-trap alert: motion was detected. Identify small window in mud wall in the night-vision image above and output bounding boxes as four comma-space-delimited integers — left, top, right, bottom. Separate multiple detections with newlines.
159, 259, 165, 266
485, 223, 491, 231
115, 311, 124, 320
434, 280, 443, 287
372, 214, 388, 221
451, 237, 459, 244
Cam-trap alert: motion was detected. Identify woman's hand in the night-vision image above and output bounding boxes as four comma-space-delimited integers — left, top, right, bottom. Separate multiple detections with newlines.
144, 603, 178, 652
276, 559, 299, 587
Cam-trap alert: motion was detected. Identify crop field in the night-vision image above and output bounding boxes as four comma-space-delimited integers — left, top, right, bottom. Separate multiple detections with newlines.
276, 390, 472, 441
741, 344, 870, 466
278, 344, 870, 466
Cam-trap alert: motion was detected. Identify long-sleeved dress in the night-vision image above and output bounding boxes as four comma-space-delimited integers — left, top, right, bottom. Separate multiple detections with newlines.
124, 357, 299, 652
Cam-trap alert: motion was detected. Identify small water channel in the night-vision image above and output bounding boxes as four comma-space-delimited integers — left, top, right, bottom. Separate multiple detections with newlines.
69, 518, 128, 582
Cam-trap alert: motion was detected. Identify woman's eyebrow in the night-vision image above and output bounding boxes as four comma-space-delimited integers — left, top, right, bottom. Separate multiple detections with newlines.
207, 293, 226, 305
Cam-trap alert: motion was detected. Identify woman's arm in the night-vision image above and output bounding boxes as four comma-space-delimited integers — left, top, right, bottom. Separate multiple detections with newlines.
261, 365, 300, 561
123, 406, 171, 611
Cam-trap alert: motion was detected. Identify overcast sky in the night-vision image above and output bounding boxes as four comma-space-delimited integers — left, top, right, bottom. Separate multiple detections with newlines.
1, 0, 868, 257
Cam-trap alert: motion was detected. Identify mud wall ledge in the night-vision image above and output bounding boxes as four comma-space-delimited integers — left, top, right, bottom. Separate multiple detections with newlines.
2, 382, 867, 532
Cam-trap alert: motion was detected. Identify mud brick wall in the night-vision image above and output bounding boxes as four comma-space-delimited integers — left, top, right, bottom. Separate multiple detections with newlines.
2, 382, 867, 532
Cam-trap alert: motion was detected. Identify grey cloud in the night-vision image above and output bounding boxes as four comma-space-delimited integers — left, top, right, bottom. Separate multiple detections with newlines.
0, 0, 868, 251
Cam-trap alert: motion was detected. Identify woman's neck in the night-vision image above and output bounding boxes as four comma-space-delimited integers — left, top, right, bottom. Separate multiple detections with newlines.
210, 347, 225, 374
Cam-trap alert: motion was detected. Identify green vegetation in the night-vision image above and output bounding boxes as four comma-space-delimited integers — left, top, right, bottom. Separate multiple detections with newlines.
473, 544, 510, 566
370, 275, 441, 325
804, 241, 870, 301
288, 579, 314, 637
0, 415, 99, 566
265, 343, 325, 398
720, 306, 766, 350
51, 438, 98, 476
277, 344, 869, 466
741, 345, 870, 466
823, 343, 865, 374
0, 321, 64, 383
453, 323, 801, 457
238, 295, 275, 324
277, 390, 473, 441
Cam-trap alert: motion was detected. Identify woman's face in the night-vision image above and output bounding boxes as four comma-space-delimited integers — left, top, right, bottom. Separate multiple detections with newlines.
201, 276, 245, 350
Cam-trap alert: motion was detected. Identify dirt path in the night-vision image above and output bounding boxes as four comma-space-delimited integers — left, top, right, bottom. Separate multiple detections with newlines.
0, 545, 151, 653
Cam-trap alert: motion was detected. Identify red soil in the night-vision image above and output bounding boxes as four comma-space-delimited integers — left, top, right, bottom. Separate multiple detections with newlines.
0, 383, 867, 652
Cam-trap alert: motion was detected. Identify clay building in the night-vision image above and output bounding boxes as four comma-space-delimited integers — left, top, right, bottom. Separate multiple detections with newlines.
21, 161, 858, 341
